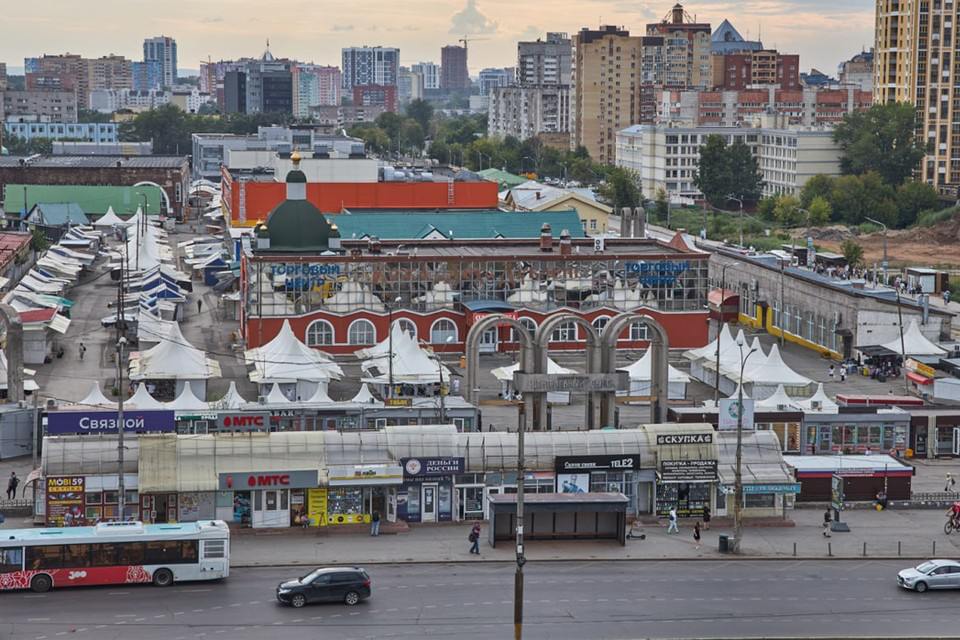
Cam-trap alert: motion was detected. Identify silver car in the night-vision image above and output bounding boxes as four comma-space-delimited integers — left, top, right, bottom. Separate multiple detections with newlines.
897, 559, 960, 592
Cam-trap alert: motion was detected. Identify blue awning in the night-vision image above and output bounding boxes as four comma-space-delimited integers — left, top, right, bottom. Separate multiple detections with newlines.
462, 300, 516, 313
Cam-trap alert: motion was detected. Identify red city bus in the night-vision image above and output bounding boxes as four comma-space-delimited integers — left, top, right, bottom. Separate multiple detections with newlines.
0, 520, 229, 593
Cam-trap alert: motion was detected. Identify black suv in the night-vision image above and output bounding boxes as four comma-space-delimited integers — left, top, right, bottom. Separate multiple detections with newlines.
276, 567, 371, 608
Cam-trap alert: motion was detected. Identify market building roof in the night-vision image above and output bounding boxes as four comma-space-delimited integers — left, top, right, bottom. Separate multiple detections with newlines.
27, 202, 89, 226
478, 168, 529, 190
5, 184, 163, 216
330, 209, 586, 240
256, 155, 339, 254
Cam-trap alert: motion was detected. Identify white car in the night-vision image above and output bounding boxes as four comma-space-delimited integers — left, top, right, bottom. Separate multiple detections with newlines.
897, 559, 960, 592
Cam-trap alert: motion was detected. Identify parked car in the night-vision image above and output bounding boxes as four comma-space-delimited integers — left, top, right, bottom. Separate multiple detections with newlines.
276, 567, 371, 608
897, 559, 960, 592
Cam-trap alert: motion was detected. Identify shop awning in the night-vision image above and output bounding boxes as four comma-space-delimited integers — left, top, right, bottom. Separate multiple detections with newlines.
707, 288, 739, 307
328, 464, 403, 486
907, 371, 933, 385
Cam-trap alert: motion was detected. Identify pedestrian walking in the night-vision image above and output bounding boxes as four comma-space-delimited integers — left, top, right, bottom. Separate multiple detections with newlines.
196, 298, 203, 315
5, 472, 18, 500
370, 511, 381, 536
945, 290, 952, 305
693, 521, 701, 549
702, 504, 711, 530
828, 364, 835, 380
839, 366, 846, 383
667, 507, 679, 534
946, 473, 957, 493
78, 342, 86, 360
468, 522, 481, 554
822, 507, 832, 537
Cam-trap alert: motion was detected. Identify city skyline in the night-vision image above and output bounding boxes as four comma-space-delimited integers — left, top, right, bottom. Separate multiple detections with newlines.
2, 0, 873, 77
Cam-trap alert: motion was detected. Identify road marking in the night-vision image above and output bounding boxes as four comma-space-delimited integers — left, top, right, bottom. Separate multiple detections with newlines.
192, 609, 205, 613
311, 616, 323, 620
292, 619, 303, 623
134, 617, 147, 622
76, 630, 87, 634
55, 633, 67, 638
211, 605, 223, 610
154, 615, 166, 619
27, 618, 50, 622
107, 591, 129, 595
174, 611, 185, 615
115, 614, 137, 618
271, 621, 284, 626
214, 631, 226, 635
182, 588, 212, 593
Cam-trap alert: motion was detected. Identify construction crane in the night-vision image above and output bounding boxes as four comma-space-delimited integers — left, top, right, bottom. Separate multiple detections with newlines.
458, 35, 489, 53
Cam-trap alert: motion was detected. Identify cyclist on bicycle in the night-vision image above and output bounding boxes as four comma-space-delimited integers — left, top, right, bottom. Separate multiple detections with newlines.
947, 501, 960, 527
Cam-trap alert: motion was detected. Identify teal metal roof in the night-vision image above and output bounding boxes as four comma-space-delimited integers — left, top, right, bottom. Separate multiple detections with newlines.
5, 184, 163, 216
478, 168, 529, 189
329, 209, 586, 240
30, 203, 89, 226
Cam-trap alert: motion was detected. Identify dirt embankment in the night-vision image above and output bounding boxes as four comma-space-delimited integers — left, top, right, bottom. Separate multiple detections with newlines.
806, 213, 960, 269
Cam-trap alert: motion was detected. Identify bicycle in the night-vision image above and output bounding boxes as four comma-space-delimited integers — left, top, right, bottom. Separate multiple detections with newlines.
945, 518, 959, 535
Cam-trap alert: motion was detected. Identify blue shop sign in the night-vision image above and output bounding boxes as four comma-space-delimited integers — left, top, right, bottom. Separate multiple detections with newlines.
402, 457, 465, 478
624, 260, 689, 286
271, 263, 343, 290
741, 483, 802, 495
46, 410, 176, 435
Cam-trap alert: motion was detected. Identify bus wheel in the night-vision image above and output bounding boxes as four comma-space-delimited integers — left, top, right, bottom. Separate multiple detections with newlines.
30, 574, 52, 593
152, 568, 174, 587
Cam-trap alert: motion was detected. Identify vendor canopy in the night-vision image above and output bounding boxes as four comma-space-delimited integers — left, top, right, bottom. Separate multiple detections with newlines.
881, 319, 946, 356
129, 322, 221, 381
618, 349, 690, 383
244, 319, 343, 383
357, 323, 452, 385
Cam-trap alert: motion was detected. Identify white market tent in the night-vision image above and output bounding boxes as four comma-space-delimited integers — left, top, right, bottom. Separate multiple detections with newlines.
414, 282, 458, 308
323, 281, 385, 312
244, 320, 343, 399
93, 206, 131, 228
129, 322, 221, 397
755, 384, 801, 411
741, 343, 813, 399
0, 351, 39, 393
165, 381, 207, 411
74, 382, 116, 409
685, 323, 734, 362
796, 383, 839, 413
881, 320, 947, 356
617, 349, 690, 400
208, 381, 248, 410
357, 323, 453, 388
265, 382, 292, 404
351, 383, 379, 404
127, 383, 165, 410
137, 310, 178, 345
492, 357, 576, 404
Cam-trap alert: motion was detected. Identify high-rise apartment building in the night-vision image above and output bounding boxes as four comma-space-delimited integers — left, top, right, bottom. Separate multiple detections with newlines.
478, 68, 513, 94
646, 3, 712, 88
131, 60, 163, 91
24, 54, 135, 107
517, 32, 572, 86
398, 67, 425, 102
411, 62, 441, 90
838, 49, 874, 92
293, 64, 341, 116
0, 63, 6, 92
143, 36, 178, 87
341, 47, 399, 90
711, 50, 800, 90
441, 45, 470, 90
874, 0, 960, 191
571, 26, 647, 164
24, 54, 82, 93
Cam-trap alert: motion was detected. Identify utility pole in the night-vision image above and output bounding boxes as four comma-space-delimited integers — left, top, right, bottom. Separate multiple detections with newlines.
866, 217, 888, 285
714, 263, 729, 404
896, 291, 909, 394
116, 259, 127, 522
31, 387, 39, 518
514, 396, 526, 640
733, 339, 757, 553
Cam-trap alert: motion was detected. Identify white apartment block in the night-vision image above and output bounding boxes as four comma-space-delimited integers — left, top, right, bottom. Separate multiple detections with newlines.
411, 62, 440, 90
615, 123, 841, 199
488, 85, 571, 140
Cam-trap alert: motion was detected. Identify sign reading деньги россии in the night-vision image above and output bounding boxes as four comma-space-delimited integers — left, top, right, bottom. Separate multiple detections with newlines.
46, 410, 176, 435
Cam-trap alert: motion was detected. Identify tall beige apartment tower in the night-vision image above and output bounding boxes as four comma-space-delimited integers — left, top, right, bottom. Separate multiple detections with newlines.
874, 0, 960, 192
572, 26, 645, 164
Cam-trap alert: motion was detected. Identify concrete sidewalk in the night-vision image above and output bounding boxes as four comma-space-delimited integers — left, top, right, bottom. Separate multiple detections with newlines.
227, 506, 960, 567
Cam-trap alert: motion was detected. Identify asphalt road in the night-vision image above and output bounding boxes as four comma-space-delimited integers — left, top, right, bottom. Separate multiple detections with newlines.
0, 560, 958, 640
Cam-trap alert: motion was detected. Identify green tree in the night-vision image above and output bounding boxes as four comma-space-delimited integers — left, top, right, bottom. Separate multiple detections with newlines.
773, 195, 803, 226
374, 112, 403, 147
727, 140, 763, 205
799, 174, 834, 208
829, 172, 897, 226
405, 99, 434, 133
807, 195, 832, 226
655, 188, 669, 223
399, 119, 425, 153
29, 226, 49, 252
833, 102, 925, 185
757, 196, 778, 220
693, 135, 732, 207
840, 239, 865, 267
347, 124, 390, 154
895, 181, 940, 228
597, 167, 641, 211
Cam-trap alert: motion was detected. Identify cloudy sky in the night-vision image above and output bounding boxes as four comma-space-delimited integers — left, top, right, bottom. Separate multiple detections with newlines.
2, 0, 874, 76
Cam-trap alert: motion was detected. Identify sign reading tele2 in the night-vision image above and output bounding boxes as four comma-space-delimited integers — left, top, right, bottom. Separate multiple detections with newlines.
555, 455, 641, 473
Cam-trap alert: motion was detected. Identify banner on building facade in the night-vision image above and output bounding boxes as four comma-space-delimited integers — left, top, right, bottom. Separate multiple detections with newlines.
659, 460, 718, 483
402, 457, 464, 478
47, 410, 176, 435
46, 476, 85, 527
718, 398, 755, 431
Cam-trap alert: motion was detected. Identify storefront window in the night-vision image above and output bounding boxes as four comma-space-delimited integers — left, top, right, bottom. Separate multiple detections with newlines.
744, 493, 775, 508
657, 482, 711, 518
328, 488, 364, 517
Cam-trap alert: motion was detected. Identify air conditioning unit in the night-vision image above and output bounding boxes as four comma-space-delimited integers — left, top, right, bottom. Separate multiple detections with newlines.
812, 401, 822, 411
257, 395, 267, 405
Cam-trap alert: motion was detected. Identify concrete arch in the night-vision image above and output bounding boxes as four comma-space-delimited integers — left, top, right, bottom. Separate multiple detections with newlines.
601, 312, 670, 424
133, 181, 172, 215
465, 314, 535, 430
0, 304, 23, 403
534, 313, 602, 430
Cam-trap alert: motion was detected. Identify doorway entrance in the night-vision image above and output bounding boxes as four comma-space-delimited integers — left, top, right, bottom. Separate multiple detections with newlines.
370, 487, 387, 521
479, 327, 498, 353
458, 485, 484, 520
953, 427, 960, 456
421, 483, 438, 522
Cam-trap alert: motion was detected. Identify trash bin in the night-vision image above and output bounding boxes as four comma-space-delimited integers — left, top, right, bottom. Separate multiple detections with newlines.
718, 534, 729, 553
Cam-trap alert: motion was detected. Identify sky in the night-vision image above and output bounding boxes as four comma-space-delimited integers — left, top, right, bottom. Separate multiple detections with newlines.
2, 0, 875, 76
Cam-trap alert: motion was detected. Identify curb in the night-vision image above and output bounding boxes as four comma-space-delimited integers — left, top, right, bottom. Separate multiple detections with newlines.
230, 555, 935, 568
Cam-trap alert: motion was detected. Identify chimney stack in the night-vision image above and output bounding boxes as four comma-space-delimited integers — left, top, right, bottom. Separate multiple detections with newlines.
559, 229, 572, 256
620, 206, 633, 238
539, 223, 553, 252
633, 207, 646, 239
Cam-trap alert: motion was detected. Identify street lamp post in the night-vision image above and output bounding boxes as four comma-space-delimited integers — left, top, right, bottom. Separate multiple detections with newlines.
714, 263, 730, 403
732, 338, 758, 553
727, 195, 745, 248
436, 335, 454, 422
865, 217, 888, 285
387, 296, 402, 400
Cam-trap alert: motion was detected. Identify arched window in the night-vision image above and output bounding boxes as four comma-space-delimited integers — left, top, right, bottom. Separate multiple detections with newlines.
348, 319, 376, 345
551, 321, 578, 342
430, 318, 458, 343
306, 320, 334, 346
393, 318, 417, 339
628, 322, 649, 341
591, 316, 611, 336
511, 317, 538, 342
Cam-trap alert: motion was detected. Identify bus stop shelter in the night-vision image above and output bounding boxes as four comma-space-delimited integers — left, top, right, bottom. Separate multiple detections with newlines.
487, 492, 628, 547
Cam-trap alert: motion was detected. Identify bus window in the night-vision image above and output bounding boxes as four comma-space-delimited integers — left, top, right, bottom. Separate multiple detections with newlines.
64, 544, 90, 566
180, 541, 198, 562
145, 540, 199, 565
90, 543, 119, 567
117, 542, 145, 565
0, 548, 23, 573
26, 545, 65, 570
